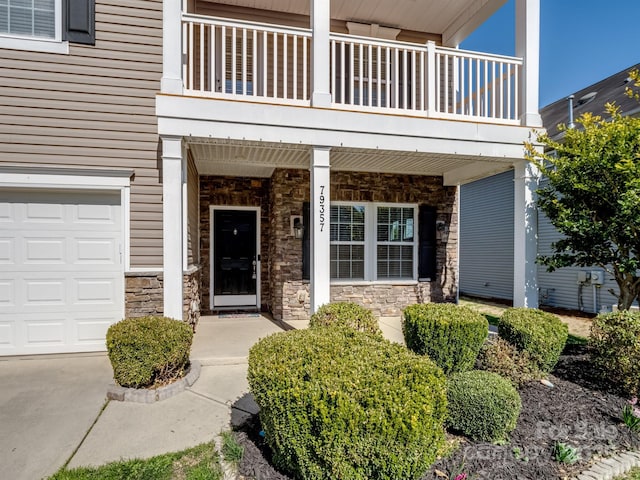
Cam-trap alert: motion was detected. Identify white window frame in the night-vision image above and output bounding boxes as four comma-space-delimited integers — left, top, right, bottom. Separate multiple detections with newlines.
330, 201, 418, 285
330, 201, 368, 281
0, 0, 69, 54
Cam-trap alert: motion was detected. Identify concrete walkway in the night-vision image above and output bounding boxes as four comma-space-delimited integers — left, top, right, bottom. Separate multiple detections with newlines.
0, 314, 285, 479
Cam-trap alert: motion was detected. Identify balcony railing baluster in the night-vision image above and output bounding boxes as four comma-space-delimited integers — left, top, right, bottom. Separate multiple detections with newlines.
181, 14, 522, 123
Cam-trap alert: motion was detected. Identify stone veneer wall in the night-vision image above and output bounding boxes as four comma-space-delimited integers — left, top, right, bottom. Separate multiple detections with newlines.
183, 266, 201, 328
199, 176, 271, 312
125, 270, 202, 329
270, 169, 459, 321
125, 272, 163, 318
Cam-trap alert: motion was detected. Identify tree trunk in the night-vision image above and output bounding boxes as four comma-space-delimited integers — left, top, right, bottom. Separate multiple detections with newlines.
614, 270, 640, 310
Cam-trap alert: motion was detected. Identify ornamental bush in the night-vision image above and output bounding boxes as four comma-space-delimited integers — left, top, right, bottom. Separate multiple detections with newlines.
498, 308, 568, 373
248, 327, 447, 480
476, 337, 543, 387
590, 310, 640, 397
447, 370, 522, 442
309, 301, 381, 337
402, 303, 488, 375
106, 316, 193, 388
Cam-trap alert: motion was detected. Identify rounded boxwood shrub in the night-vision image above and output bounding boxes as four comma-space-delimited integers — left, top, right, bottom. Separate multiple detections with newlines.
309, 301, 381, 337
590, 310, 640, 396
106, 316, 193, 388
447, 370, 522, 442
248, 326, 447, 480
402, 303, 488, 375
498, 308, 568, 373
476, 337, 542, 387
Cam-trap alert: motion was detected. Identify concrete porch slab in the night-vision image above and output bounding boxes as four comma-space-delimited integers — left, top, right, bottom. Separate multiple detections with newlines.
191, 315, 286, 365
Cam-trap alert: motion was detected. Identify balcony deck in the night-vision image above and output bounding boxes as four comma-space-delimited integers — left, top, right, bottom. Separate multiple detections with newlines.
181, 13, 523, 125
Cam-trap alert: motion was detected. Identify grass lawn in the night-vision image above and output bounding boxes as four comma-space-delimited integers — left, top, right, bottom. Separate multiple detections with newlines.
460, 297, 590, 346
49, 442, 223, 480
617, 467, 640, 480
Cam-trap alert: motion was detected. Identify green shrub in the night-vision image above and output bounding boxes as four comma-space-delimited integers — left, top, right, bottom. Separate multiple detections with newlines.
402, 303, 489, 375
106, 316, 193, 388
498, 308, 568, 373
447, 370, 522, 442
590, 310, 640, 396
309, 301, 381, 337
476, 337, 543, 387
248, 327, 447, 480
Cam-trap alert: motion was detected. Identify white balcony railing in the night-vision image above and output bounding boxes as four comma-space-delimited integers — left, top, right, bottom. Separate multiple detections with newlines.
182, 14, 523, 123
182, 14, 312, 104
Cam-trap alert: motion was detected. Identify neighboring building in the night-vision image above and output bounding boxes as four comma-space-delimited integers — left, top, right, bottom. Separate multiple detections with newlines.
460, 63, 640, 313
1, 0, 543, 355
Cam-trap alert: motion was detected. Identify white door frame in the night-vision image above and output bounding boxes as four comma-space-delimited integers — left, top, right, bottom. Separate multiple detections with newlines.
210, 205, 261, 309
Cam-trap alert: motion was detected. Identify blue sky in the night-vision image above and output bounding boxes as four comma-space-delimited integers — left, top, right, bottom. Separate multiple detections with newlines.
461, 0, 640, 107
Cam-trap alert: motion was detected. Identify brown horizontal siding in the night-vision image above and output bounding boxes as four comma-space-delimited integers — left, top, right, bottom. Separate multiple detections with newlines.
0, 0, 163, 268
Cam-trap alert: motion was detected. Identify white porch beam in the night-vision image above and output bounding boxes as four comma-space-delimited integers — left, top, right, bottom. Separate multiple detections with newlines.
513, 160, 538, 308
310, 146, 331, 312
516, 0, 542, 127
311, 0, 331, 107
162, 135, 185, 320
162, 0, 183, 94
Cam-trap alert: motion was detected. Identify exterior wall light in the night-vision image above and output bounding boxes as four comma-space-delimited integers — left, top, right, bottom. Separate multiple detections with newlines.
291, 215, 304, 239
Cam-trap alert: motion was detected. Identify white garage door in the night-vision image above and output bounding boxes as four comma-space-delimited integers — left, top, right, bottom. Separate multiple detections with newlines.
0, 189, 124, 355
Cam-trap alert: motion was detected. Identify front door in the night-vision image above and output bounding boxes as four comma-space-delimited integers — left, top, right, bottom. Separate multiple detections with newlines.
212, 208, 259, 308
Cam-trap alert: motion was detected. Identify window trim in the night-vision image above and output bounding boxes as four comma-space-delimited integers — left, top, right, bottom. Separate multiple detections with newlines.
330, 201, 418, 283
0, 0, 69, 54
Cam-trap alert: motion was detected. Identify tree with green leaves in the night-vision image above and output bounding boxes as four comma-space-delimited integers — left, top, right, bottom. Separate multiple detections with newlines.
525, 101, 640, 310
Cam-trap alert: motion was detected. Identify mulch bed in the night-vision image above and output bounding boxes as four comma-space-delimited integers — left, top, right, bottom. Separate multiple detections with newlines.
232, 344, 640, 480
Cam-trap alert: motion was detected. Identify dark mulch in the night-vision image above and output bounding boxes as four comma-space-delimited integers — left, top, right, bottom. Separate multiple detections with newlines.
232, 345, 640, 480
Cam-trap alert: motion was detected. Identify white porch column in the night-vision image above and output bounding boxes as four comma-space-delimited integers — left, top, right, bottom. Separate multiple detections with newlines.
513, 160, 539, 308
162, 0, 183, 94
310, 146, 331, 312
162, 135, 185, 320
311, 0, 331, 107
516, 0, 542, 127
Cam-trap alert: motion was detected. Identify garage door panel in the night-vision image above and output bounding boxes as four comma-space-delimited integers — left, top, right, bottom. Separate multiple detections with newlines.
0, 202, 11, 222
0, 238, 13, 263
25, 278, 66, 305
0, 280, 15, 306
0, 322, 13, 346
74, 238, 118, 264
75, 203, 118, 224
0, 189, 124, 355
25, 202, 65, 223
24, 237, 66, 264
75, 278, 117, 304
76, 316, 118, 343
26, 319, 66, 345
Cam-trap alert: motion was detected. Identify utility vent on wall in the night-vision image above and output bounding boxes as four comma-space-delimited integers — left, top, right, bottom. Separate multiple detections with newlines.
346, 22, 401, 40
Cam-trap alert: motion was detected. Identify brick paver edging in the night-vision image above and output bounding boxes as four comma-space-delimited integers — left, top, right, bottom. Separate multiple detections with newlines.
574, 450, 640, 480
106, 360, 201, 404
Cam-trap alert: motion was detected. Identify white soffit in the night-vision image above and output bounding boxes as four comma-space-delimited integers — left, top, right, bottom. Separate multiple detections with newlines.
187, 139, 512, 177
203, 0, 506, 38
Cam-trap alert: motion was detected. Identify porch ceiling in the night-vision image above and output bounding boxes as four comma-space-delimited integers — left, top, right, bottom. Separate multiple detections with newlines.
188, 138, 513, 180
205, 0, 506, 43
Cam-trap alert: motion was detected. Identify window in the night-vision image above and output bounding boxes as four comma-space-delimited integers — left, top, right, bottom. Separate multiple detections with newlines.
330, 205, 365, 280
0, 0, 95, 53
329, 203, 417, 281
0, 0, 56, 39
376, 206, 415, 279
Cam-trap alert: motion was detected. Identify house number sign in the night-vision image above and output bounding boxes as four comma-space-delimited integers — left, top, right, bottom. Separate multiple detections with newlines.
318, 185, 326, 232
